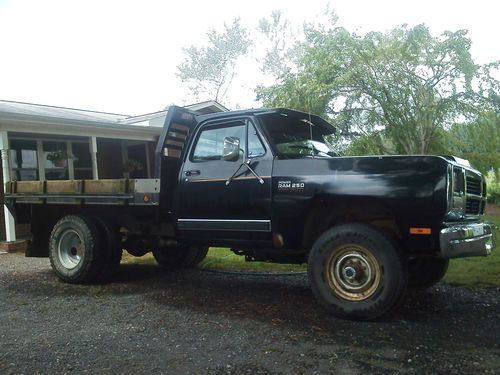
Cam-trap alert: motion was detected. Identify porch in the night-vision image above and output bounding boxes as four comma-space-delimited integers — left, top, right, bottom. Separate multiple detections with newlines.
0, 100, 227, 243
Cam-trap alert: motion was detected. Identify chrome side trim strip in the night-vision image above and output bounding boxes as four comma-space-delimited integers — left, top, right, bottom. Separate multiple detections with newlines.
177, 219, 271, 232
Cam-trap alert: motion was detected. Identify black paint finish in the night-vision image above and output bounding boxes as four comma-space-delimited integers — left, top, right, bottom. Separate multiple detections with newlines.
159, 106, 474, 257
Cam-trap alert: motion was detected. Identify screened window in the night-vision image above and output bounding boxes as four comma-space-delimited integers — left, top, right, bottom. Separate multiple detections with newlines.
192, 122, 245, 162
43, 141, 69, 180
10, 140, 38, 181
72, 142, 93, 179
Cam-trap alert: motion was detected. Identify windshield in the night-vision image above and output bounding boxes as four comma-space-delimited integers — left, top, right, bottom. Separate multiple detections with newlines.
260, 113, 337, 158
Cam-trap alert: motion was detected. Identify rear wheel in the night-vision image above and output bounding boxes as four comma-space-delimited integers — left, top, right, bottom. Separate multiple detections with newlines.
153, 245, 208, 268
49, 215, 104, 283
408, 257, 449, 289
308, 223, 407, 320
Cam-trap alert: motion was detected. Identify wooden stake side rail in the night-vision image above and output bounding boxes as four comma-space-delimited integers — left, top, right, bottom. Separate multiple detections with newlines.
4, 179, 160, 206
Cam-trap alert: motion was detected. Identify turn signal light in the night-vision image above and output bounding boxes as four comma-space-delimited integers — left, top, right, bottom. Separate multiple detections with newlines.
409, 227, 432, 235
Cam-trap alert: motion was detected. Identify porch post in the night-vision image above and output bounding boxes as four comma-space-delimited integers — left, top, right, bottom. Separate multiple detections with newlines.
0, 131, 16, 242
90, 136, 99, 180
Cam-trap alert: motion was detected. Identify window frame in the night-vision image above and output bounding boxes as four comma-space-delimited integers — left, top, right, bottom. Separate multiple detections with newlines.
9, 136, 91, 181
9, 139, 39, 181
189, 119, 247, 163
246, 121, 267, 159
189, 117, 267, 164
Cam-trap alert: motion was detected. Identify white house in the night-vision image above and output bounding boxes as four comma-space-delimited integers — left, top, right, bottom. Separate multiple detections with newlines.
0, 99, 228, 243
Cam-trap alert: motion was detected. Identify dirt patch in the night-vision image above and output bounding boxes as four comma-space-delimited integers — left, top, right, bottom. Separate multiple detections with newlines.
0, 253, 498, 374
486, 203, 500, 216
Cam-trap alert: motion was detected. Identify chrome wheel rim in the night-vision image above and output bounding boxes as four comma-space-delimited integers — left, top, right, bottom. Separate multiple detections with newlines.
326, 245, 381, 301
58, 229, 83, 270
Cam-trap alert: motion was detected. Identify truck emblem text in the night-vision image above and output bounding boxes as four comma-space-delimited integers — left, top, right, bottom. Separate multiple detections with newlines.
278, 180, 305, 191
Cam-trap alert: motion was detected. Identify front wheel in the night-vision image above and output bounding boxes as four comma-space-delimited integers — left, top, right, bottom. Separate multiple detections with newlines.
308, 223, 407, 320
152, 245, 208, 268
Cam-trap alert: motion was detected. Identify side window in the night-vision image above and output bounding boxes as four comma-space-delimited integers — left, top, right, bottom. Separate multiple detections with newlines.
10, 139, 39, 181
247, 123, 266, 157
192, 122, 245, 162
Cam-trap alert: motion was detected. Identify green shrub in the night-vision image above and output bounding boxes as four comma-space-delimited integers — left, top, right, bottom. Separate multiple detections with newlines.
487, 181, 500, 204
486, 173, 500, 204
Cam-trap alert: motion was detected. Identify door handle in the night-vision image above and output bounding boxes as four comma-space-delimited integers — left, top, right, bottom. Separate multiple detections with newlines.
185, 170, 200, 176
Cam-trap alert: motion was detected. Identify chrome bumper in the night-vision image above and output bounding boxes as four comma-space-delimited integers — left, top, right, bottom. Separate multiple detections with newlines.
440, 222, 496, 259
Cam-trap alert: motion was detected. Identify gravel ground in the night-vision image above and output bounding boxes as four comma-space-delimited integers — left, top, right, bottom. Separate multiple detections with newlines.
0, 253, 499, 375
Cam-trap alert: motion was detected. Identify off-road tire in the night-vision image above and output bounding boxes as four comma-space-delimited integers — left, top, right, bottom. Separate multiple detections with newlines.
408, 257, 449, 289
153, 246, 208, 268
93, 217, 123, 279
49, 215, 104, 283
308, 223, 408, 320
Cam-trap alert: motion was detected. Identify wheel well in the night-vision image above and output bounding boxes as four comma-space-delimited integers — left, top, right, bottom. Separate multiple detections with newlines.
303, 199, 401, 250
28, 205, 75, 257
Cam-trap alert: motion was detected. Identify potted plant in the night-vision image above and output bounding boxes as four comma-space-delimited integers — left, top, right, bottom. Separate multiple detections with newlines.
47, 150, 72, 167
122, 159, 144, 177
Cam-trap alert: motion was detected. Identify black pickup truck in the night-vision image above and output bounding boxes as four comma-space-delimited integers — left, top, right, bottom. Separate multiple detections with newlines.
5, 106, 496, 320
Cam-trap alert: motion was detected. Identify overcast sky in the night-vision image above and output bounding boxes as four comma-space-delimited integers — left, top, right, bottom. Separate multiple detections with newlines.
0, 0, 498, 115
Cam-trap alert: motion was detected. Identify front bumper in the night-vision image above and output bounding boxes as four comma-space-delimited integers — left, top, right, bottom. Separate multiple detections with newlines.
440, 222, 496, 259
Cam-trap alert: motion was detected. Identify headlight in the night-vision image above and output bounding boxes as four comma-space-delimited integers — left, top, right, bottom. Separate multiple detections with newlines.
446, 165, 466, 220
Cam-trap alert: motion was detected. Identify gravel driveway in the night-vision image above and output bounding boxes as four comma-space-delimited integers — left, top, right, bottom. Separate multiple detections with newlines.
0, 252, 498, 374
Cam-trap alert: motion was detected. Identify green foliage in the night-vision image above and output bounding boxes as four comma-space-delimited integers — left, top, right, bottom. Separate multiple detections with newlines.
122, 159, 144, 173
178, 18, 251, 102
445, 112, 500, 176
345, 132, 390, 156
257, 10, 296, 78
257, 21, 500, 155
486, 173, 500, 203
46, 149, 72, 162
488, 186, 500, 204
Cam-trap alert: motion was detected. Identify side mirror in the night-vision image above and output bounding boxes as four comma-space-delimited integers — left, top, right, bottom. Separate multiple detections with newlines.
222, 136, 240, 161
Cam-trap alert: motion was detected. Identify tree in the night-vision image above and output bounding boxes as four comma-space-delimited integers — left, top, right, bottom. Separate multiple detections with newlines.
445, 112, 500, 179
178, 18, 251, 102
257, 10, 301, 78
257, 22, 500, 155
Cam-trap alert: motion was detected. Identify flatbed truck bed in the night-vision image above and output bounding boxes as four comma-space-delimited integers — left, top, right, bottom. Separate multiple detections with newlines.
6, 179, 160, 206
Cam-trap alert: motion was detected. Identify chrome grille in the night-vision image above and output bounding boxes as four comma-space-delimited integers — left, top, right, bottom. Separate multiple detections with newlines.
466, 175, 481, 196
465, 172, 484, 216
466, 200, 481, 215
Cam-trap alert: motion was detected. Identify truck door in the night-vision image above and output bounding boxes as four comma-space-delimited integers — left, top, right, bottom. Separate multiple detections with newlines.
177, 117, 273, 242
155, 106, 198, 212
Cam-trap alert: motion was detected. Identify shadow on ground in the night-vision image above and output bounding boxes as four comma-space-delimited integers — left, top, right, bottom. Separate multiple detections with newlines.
5, 261, 498, 352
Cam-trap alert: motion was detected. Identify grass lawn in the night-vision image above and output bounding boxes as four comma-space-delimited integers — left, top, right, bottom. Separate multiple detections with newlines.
122, 248, 306, 273
123, 214, 499, 285
443, 214, 499, 287
198, 248, 306, 273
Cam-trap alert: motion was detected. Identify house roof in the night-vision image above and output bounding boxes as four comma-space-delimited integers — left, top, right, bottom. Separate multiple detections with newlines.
0, 100, 128, 124
0, 99, 228, 125
0, 99, 229, 141
119, 100, 228, 126
185, 100, 229, 114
